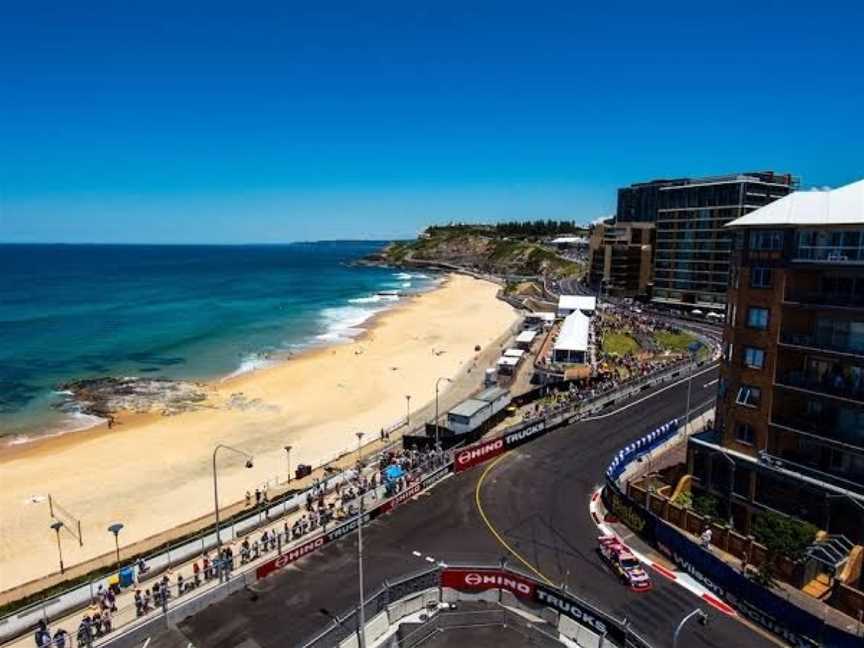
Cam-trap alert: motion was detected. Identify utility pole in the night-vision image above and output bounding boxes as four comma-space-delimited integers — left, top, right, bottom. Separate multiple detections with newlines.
355, 431, 366, 648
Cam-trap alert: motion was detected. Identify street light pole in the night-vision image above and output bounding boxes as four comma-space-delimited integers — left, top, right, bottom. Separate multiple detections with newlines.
405, 395, 411, 429
284, 445, 292, 487
683, 342, 702, 436
50, 521, 65, 574
212, 444, 254, 581
434, 377, 452, 448
716, 451, 736, 528
673, 609, 708, 648
107, 523, 124, 566
355, 431, 366, 648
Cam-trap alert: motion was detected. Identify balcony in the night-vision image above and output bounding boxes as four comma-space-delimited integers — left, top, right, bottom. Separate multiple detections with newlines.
783, 290, 864, 310
779, 332, 864, 358
776, 370, 864, 405
771, 409, 864, 448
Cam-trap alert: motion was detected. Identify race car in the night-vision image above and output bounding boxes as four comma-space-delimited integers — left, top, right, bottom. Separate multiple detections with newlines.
597, 535, 653, 592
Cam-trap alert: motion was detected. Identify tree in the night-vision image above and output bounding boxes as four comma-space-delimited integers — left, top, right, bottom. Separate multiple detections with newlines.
693, 494, 719, 521
751, 511, 818, 586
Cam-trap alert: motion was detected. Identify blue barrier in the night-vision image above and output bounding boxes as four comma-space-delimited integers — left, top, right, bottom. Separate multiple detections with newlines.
606, 419, 680, 482
603, 430, 863, 648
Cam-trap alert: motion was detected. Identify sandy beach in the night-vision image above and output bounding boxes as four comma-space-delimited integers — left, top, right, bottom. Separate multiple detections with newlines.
0, 274, 518, 592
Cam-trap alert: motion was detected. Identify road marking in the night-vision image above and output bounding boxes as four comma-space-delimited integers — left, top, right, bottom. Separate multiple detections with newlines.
425, 556, 435, 563
583, 364, 718, 421
474, 453, 554, 586
703, 379, 719, 387
412, 550, 422, 557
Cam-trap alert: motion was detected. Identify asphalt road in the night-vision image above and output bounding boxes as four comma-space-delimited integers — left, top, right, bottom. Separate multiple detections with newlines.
175, 365, 779, 648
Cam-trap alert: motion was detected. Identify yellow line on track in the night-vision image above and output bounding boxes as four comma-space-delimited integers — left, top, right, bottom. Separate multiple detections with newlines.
474, 452, 554, 586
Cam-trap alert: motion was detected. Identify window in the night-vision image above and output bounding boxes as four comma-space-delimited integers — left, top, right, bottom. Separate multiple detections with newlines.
747, 307, 769, 330
744, 347, 765, 369
735, 422, 756, 445
750, 267, 772, 288
736, 385, 761, 407
750, 230, 783, 251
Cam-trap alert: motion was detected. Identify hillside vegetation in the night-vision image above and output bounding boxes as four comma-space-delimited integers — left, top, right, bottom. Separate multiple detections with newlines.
377, 225, 585, 280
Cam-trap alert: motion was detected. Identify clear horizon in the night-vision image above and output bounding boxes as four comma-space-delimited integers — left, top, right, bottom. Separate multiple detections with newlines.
2, 2, 862, 244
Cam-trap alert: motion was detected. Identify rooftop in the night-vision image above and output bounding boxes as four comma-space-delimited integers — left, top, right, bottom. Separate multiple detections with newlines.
557, 295, 596, 313
727, 179, 864, 228
553, 311, 590, 353
449, 398, 492, 418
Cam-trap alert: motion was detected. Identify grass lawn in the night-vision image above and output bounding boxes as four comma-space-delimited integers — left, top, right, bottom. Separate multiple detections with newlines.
654, 330, 710, 358
602, 332, 640, 355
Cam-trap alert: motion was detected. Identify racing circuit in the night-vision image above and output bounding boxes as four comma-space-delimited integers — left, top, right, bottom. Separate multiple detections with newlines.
146, 362, 782, 648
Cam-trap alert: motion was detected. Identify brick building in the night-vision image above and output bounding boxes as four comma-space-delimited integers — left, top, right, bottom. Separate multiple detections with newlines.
688, 179, 864, 542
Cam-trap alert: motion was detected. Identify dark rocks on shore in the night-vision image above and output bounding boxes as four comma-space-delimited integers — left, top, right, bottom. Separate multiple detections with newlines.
55, 376, 210, 418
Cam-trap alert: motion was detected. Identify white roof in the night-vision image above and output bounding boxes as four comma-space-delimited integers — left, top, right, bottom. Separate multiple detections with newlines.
496, 356, 520, 367
527, 312, 556, 321
727, 179, 864, 228
504, 348, 525, 358
554, 311, 590, 353
516, 330, 538, 343
558, 295, 597, 313
550, 236, 588, 244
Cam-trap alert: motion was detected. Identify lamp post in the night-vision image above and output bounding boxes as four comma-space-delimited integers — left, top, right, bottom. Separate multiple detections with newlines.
107, 523, 124, 566
50, 521, 65, 574
212, 443, 254, 581
672, 609, 708, 648
284, 445, 292, 487
683, 341, 702, 436
716, 451, 736, 528
355, 431, 366, 648
405, 395, 411, 430
434, 377, 453, 448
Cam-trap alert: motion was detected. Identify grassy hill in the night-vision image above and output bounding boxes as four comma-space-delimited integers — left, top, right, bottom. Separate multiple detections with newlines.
377, 225, 585, 280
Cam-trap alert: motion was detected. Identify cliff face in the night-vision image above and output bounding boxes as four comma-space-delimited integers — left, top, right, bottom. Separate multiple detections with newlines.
377, 227, 585, 280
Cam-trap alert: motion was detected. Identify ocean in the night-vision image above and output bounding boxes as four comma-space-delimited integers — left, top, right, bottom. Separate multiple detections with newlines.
0, 242, 434, 441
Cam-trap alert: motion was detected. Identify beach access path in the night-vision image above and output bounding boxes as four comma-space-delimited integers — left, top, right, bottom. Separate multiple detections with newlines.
0, 275, 519, 594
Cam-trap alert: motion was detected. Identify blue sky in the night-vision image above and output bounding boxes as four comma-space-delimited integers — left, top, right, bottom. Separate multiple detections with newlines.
1, 1, 862, 243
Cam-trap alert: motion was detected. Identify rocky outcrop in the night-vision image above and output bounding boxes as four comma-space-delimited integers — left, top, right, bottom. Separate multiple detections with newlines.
56, 377, 210, 418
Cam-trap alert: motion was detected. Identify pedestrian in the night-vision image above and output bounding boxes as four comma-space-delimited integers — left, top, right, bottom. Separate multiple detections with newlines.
193, 561, 201, 586
245, 491, 252, 508
176, 573, 184, 597
34, 621, 50, 648
699, 527, 712, 548
53, 629, 68, 648
255, 488, 261, 505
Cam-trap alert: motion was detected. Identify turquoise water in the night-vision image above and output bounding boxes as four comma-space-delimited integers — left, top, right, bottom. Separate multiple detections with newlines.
0, 243, 433, 439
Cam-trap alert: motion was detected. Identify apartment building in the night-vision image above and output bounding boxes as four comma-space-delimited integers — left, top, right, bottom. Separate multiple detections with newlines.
586, 220, 655, 298
688, 179, 864, 542
652, 172, 797, 311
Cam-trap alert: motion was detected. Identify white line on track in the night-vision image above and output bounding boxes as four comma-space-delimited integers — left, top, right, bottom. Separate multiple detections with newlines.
704, 379, 719, 387
583, 363, 718, 421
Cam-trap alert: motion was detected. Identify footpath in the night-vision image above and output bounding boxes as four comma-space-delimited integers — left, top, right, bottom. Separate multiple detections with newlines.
594, 416, 862, 638
6, 445, 448, 648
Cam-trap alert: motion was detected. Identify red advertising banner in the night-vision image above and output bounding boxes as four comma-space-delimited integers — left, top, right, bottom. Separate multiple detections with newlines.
378, 482, 422, 514
453, 437, 505, 472
256, 535, 327, 579
439, 568, 536, 600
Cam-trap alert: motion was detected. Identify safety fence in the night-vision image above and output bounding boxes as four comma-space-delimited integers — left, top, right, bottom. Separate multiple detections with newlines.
1, 447, 445, 648
8, 323, 718, 648
602, 425, 864, 648
299, 564, 654, 648
453, 357, 708, 474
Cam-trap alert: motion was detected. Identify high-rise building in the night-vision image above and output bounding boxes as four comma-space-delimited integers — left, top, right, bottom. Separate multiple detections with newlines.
586, 220, 655, 298
688, 179, 864, 542
652, 172, 797, 311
